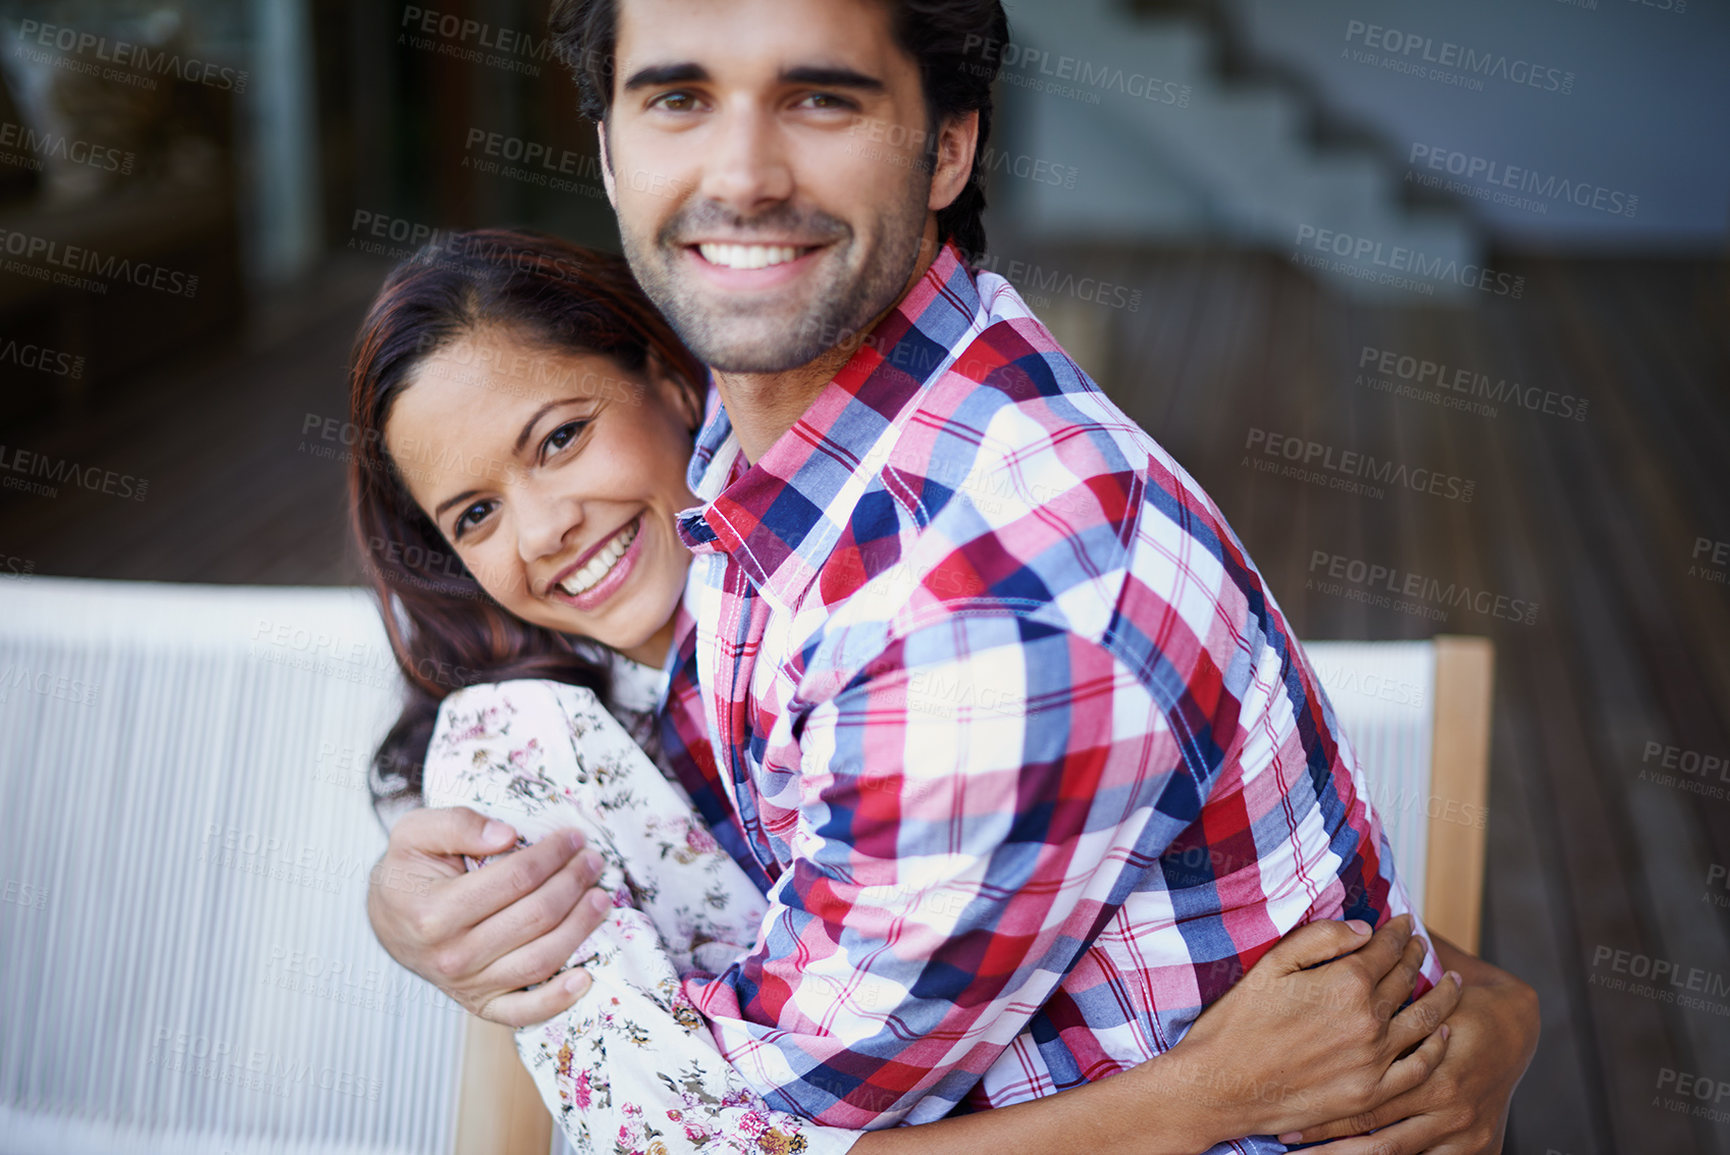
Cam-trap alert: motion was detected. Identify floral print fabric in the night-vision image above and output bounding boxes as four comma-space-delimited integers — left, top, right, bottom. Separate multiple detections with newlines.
422, 678, 859, 1155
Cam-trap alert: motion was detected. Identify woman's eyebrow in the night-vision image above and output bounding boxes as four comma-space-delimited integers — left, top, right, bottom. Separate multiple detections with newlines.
435, 487, 481, 519
513, 400, 567, 454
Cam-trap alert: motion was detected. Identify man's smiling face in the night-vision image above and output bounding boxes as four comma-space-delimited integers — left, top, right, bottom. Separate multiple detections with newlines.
601, 0, 949, 374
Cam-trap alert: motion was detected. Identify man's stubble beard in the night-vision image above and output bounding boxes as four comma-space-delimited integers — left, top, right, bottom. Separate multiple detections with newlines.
618, 176, 934, 375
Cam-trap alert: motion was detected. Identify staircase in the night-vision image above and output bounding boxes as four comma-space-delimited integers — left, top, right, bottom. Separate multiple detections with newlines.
996, 0, 1483, 303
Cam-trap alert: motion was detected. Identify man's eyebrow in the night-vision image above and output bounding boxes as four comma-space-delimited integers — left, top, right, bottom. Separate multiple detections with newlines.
621, 62, 710, 92
779, 65, 885, 92
620, 62, 886, 94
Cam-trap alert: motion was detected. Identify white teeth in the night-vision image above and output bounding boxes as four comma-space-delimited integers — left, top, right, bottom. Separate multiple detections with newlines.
698, 243, 804, 270
559, 520, 640, 597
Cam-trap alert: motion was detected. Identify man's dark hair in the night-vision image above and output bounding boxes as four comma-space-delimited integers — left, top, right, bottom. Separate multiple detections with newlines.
549, 0, 1008, 258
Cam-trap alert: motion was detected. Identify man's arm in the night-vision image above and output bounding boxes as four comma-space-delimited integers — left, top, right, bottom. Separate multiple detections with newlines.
1274, 934, 1541, 1153
366, 804, 613, 1026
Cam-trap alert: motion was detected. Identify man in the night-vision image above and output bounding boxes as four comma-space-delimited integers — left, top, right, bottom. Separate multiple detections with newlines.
369, 0, 1538, 1148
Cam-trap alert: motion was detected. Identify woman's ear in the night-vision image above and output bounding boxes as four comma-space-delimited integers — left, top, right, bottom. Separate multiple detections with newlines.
644, 350, 703, 433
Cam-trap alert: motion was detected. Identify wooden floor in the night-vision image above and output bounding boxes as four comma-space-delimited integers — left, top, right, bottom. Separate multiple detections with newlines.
2, 246, 1726, 1154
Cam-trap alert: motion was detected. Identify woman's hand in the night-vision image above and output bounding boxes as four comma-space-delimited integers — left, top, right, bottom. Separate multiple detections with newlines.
1275, 934, 1540, 1154
1145, 915, 1463, 1147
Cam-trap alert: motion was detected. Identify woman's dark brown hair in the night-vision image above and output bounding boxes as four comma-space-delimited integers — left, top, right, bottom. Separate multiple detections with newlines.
346, 228, 707, 825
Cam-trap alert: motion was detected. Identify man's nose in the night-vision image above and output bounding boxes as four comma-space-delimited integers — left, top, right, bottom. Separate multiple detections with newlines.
696, 104, 794, 216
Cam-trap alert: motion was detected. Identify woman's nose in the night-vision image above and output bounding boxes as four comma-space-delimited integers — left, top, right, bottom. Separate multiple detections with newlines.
515, 484, 583, 566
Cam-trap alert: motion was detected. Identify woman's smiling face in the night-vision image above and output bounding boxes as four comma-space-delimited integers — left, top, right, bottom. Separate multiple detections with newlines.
384, 325, 700, 667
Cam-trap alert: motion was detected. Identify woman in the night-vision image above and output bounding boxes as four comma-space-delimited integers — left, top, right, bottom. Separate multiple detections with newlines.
348, 229, 1459, 1154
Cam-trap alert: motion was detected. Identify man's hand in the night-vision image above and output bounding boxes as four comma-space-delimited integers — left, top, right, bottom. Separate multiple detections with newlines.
1156, 916, 1461, 1147
1279, 933, 1541, 1153
366, 806, 615, 1026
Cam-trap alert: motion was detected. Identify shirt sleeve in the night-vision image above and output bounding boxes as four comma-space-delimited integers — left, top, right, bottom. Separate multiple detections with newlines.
683, 613, 1200, 1129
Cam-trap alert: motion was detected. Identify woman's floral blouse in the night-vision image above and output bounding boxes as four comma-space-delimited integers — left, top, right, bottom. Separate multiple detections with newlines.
421, 670, 861, 1155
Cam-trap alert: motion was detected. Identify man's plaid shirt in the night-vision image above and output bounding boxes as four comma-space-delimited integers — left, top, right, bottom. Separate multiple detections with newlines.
653, 241, 1440, 1143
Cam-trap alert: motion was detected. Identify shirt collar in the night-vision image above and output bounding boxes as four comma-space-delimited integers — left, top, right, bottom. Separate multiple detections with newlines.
676, 240, 988, 610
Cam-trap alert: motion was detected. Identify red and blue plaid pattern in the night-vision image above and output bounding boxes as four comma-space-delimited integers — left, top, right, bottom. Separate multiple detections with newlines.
655, 242, 1439, 1146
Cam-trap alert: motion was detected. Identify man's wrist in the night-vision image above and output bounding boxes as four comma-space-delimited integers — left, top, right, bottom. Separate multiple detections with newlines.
1122, 1048, 1233, 1155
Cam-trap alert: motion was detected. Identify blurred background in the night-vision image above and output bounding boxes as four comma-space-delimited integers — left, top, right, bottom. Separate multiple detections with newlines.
0, 0, 1725, 1152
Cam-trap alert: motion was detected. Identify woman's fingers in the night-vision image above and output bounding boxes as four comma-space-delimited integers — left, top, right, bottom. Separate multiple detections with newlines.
479, 967, 595, 1029
1385, 968, 1464, 1056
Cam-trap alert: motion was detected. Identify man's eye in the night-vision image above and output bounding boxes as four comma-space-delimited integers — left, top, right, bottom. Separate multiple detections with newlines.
799, 92, 855, 111
650, 91, 699, 112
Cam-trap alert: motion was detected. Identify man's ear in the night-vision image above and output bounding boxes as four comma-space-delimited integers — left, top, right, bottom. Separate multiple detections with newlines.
597, 120, 618, 208
927, 109, 980, 216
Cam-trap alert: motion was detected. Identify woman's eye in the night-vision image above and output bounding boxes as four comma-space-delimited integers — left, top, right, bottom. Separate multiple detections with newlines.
544, 419, 588, 457
453, 500, 495, 538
